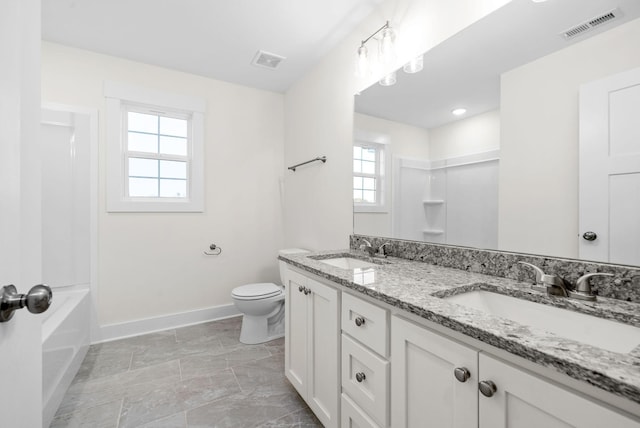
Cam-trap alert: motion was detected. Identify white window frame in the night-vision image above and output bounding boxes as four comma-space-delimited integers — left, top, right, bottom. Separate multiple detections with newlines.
105, 81, 205, 212
353, 140, 389, 213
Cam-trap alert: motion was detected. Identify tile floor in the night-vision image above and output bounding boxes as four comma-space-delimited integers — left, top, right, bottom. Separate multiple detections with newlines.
52, 316, 323, 427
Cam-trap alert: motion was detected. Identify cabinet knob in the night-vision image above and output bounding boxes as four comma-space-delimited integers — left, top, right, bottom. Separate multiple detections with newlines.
304, 287, 311, 295
354, 316, 365, 327
298, 285, 304, 293
454, 367, 470, 383
479, 380, 497, 397
355, 372, 366, 383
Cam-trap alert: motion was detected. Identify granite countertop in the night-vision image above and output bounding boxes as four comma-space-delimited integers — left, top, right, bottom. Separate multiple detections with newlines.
280, 249, 640, 406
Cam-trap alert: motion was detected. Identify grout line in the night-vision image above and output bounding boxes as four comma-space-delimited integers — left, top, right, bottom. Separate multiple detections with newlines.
127, 351, 134, 371
115, 398, 124, 428
178, 358, 184, 381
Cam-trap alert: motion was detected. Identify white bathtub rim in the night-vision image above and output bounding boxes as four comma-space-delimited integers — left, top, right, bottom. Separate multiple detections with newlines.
42, 286, 90, 343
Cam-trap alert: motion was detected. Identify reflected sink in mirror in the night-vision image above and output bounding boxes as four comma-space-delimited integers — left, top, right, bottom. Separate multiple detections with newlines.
317, 257, 379, 270
443, 290, 640, 354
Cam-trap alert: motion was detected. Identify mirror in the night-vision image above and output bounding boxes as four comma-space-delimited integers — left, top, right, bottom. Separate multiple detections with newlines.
353, 0, 640, 265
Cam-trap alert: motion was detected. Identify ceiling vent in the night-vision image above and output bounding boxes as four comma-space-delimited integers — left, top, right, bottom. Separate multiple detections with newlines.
561, 9, 621, 40
251, 50, 286, 70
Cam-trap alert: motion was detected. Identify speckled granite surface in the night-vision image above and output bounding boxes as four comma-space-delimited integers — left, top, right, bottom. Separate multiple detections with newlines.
351, 234, 640, 303
279, 248, 640, 407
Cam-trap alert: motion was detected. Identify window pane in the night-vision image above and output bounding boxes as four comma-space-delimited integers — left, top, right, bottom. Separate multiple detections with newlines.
363, 190, 376, 203
362, 160, 375, 175
363, 177, 376, 190
129, 177, 158, 197
129, 158, 158, 178
128, 132, 158, 153
160, 136, 188, 156
128, 112, 158, 133
353, 160, 362, 173
353, 146, 362, 159
353, 177, 363, 188
160, 160, 187, 179
362, 147, 376, 161
354, 189, 363, 202
160, 116, 188, 137
160, 179, 187, 197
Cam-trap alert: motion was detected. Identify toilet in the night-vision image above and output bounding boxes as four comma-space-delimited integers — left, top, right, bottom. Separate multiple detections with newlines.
231, 248, 308, 344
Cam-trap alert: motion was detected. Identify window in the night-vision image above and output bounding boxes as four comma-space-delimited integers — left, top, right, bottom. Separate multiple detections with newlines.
353, 142, 386, 211
105, 82, 205, 212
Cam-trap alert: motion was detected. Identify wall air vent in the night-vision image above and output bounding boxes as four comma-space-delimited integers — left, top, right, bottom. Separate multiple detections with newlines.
251, 50, 286, 70
561, 9, 621, 40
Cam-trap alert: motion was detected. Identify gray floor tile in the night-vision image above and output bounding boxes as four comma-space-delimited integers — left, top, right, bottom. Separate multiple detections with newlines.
55, 317, 319, 428
50, 399, 122, 428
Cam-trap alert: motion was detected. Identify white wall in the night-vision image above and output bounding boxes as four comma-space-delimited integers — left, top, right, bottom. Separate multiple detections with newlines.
499, 17, 640, 258
41, 43, 285, 329
283, 0, 510, 251
429, 109, 500, 160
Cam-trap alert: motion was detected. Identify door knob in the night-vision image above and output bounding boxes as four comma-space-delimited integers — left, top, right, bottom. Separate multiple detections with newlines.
354, 316, 365, 326
582, 231, 597, 241
0, 284, 52, 322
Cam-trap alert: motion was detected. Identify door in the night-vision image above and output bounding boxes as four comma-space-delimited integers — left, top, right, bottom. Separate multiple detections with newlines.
479, 354, 639, 428
579, 67, 640, 265
0, 0, 44, 427
391, 316, 478, 428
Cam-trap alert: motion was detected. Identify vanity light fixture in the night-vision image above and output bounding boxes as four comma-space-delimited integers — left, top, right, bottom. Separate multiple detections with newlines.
379, 71, 397, 86
355, 21, 396, 82
403, 54, 424, 74
452, 108, 467, 116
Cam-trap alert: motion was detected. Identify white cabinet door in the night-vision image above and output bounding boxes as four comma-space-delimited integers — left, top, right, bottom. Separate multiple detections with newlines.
479, 354, 640, 428
284, 270, 308, 396
283, 269, 340, 428
306, 277, 340, 428
391, 316, 478, 428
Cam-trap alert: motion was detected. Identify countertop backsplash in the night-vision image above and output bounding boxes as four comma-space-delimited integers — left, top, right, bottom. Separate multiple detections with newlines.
351, 234, 640, 303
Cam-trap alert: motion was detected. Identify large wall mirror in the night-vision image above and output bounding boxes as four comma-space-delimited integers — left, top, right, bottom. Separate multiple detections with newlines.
353, 0, 640, 266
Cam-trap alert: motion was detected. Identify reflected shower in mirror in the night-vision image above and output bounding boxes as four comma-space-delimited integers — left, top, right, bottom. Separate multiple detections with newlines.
353, 0, 640, 264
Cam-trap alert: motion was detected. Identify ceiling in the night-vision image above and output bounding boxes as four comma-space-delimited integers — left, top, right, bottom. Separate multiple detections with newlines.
354, 0, 640, 129
41, 0, 383, 93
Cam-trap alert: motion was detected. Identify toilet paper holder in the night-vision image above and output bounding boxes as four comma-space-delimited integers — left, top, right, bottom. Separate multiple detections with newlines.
204, 244, 222, 256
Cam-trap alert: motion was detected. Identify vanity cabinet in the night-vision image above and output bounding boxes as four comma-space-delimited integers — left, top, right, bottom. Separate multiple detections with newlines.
391, 315, 640, 428
283, 268, 340, 428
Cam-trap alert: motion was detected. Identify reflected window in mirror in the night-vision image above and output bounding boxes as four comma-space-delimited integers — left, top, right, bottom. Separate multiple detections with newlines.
353, 142, 387, 212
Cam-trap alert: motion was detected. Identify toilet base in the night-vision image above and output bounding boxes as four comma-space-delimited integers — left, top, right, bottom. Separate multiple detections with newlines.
238, 304, 285, 344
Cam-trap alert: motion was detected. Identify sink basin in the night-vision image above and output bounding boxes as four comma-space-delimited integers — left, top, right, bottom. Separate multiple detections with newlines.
317, 257, 378, 270
443, 290, 640, 354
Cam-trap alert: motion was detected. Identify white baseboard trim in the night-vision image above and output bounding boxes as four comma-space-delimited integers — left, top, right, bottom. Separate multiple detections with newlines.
96, 303, 241, 344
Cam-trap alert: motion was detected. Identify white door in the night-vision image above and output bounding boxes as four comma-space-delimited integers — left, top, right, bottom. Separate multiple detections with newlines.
579, 67, 640, 265
479, 354, 639, 428
0, 0, 44, 427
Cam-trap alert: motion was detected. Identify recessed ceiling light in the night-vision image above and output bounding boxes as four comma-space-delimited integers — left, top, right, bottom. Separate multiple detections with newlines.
451, 108, 467, 116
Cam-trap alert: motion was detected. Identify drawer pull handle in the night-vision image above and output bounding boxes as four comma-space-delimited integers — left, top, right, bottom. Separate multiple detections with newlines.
355, 372, 366, 383
454, 367, 470, 383
354, 316, 365, 327
479, 380, 497, 397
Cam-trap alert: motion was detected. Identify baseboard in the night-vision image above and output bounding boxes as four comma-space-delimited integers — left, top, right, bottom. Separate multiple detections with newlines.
95, 303, 241, 343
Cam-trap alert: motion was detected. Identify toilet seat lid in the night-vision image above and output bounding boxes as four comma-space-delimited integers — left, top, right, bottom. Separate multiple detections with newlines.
232, 283, 282, 300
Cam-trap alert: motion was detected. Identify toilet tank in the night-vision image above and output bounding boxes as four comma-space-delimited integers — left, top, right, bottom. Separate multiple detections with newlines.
278, 248, 308, 285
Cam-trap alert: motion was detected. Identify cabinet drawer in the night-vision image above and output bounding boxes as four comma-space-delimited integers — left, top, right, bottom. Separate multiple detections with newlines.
342, 292, 388, 356
342, 334, 389, 427
341, 393, 383, 428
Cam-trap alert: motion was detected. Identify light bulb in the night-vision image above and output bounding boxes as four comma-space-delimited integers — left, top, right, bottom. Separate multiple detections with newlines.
379, 71, 397, 87
378, 26, 396, 65
403, 55, 424, 74
451, 108, 467, 116
355, 44, 369, 78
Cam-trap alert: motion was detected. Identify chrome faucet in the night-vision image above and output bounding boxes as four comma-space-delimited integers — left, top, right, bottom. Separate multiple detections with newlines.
377, 242, 391, 257
518, 261, 569, 297
359, 239, 376, 257
567, 272, 614, 301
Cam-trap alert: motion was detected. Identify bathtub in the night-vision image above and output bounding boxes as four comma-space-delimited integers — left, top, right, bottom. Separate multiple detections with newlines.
42, 286, 91, 427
